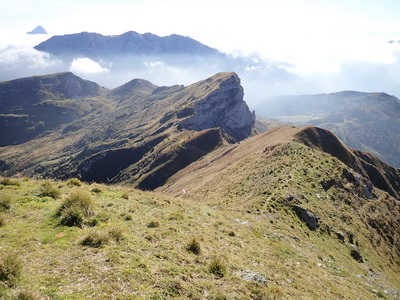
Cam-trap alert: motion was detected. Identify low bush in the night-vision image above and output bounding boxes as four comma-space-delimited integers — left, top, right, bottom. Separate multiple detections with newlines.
80, 231, 109, 248
67, 178, 82, 187
59, 206, 84, 227
208, 256, 227, 278
58, 190, 95, 218
0, 194, 12, 212
186, 237, 201, 255
0, 253, 22, 286
38, 181, 61, 199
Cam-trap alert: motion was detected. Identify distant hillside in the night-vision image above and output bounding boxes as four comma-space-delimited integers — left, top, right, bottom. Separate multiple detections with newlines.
0, 72, 256, 189
255, 91, 400, 167
0, 72, 103, 146
34, 31, 220, 61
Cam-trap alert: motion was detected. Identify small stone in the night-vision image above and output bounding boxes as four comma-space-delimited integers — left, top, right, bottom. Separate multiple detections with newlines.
236, 270, 268, 286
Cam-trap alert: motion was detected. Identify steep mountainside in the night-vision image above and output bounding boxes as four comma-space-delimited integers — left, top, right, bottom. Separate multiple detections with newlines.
157, 124, 400, 297
0, 72, 256, 189
255, 91, 400, 167
0, 72, 104, 146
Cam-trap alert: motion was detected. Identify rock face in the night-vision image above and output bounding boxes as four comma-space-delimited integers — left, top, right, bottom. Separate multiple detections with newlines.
178, 73, 255, 142
293, 205, 319, 230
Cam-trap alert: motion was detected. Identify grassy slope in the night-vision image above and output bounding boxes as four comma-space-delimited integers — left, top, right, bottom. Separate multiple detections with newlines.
0, 170, 399, 299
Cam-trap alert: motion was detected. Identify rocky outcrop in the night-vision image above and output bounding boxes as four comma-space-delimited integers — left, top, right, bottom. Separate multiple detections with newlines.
178, 73, 255, 142
292, 205, 319, 230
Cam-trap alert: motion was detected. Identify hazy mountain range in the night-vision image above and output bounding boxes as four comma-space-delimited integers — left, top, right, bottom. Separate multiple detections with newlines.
256, 91, 400, 168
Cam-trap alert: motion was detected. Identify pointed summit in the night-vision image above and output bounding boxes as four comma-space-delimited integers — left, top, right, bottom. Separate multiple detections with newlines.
27, 26, 47, 35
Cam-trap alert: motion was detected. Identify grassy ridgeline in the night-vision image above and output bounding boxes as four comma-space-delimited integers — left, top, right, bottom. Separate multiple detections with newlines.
0, 176, 399, 299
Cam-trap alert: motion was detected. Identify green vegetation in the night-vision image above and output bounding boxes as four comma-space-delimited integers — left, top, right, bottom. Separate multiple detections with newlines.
38, 180, 61, 199
0, 174, 398, 299
0, 253, 22, 287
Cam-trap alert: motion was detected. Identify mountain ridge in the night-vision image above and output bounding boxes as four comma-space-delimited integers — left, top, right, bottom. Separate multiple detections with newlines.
256, 91, 400, 167
0, 72, 256, 189
34, 31, 220, 60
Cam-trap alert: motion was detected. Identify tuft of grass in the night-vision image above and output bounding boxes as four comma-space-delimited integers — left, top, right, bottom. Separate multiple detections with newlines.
91, 187, 102, 193
67, 178, 82, 187
208, 256, 227, 278
0, 213, 6, 226
59, 206, 84, 227
147, 220, 160, 228
0, 194, 12, 212
121, 192, 129, 199
58, 189, 95, 218
0, 253, 22, 286
12, 289, 40, 300
0, 177, 20, 186
80, 231, 109, 248
108, 226, 125, 242
38, 180, 61, 199
186, 237, 201, 255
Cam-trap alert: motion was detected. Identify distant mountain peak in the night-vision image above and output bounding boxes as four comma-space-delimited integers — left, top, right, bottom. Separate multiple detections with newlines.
34, 31, 219, 60
27, 25, 47, 35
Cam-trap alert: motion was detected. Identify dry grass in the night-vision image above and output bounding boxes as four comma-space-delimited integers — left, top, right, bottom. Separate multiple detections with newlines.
0, 174, 398, 299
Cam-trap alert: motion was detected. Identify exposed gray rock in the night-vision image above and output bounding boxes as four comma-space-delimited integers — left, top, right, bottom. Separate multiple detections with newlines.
334, 231, 346, 243
350, 248, 363, 262
235, 270, 268, 286
293, 205, 318, 230
178, 74, 255, 142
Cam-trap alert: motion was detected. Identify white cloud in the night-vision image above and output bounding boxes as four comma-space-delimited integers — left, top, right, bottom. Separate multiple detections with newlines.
69, 58, 110, 75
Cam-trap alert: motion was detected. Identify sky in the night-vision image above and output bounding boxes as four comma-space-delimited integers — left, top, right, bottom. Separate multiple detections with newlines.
1, 0, 400, 101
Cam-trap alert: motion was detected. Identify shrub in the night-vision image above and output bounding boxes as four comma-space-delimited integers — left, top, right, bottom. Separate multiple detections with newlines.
38, 181, 61, 199
0, 194, 12, 212
147, 221, 160, 228
80, 231, 109, 248
121, 192, 129, 199
58, 190, 95, 218
186, 237, 201, 255
0, 253, 22, 286
67, 178, 82, 187
59, 206, 84, 227
208, 257, 227, 278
